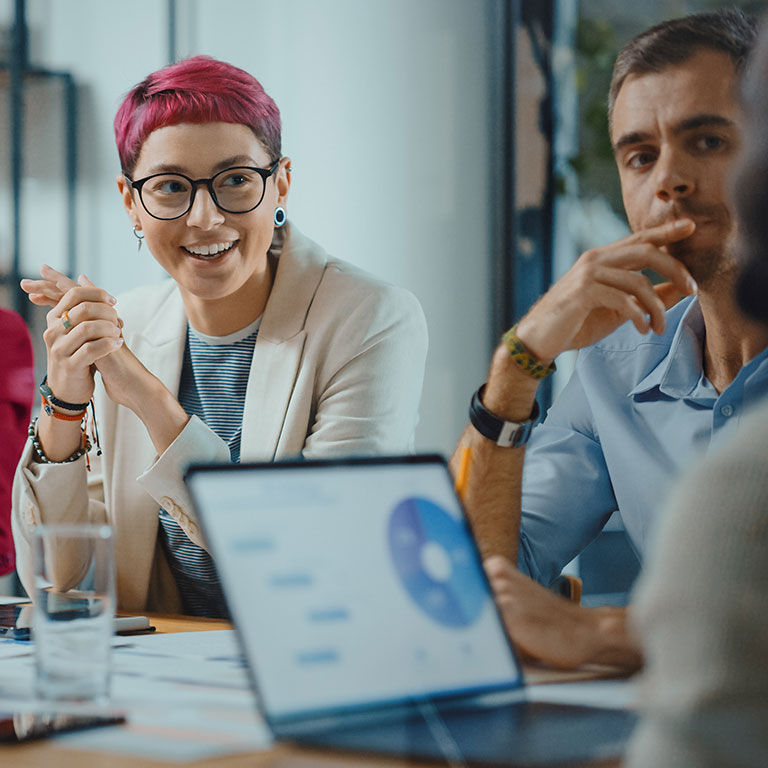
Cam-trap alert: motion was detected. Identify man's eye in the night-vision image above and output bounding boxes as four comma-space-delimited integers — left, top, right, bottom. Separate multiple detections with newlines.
627, 152, 655, 169
697, 135, 724, 150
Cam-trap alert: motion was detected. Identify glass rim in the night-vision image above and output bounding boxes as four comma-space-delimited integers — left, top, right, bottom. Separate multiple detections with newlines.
126, 159, 280, 220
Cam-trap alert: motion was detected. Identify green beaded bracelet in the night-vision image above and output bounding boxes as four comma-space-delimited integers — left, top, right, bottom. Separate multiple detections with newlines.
502, 325, 556, 380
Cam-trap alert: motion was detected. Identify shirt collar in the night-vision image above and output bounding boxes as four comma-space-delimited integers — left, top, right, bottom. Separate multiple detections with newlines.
628, 297, 714, 401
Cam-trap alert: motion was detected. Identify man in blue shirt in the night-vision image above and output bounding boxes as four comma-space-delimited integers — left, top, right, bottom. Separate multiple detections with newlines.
456, 9, 768, 669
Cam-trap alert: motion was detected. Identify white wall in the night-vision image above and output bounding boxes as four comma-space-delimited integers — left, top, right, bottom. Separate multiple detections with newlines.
19, 0, 494, 454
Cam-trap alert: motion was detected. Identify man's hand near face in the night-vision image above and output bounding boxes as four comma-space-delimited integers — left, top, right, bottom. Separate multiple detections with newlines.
514, 219, 698, 364
450, 219, 699, 674
452, 218, 699, 566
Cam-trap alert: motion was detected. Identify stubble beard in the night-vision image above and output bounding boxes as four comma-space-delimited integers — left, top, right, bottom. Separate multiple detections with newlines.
648, 200, 737, 292
666, 229, 739, 293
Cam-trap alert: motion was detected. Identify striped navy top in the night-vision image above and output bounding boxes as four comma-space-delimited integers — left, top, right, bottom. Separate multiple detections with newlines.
158, 318, 260, 618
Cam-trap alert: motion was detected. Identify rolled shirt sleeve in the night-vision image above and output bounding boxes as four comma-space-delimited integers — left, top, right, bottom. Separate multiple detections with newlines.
518, 363, 618, 585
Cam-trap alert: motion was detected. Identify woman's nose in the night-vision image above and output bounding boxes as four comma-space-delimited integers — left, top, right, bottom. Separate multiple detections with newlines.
186, 185, 226, 229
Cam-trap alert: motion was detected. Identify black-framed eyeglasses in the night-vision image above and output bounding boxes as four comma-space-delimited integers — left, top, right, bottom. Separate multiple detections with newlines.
126, 160, 281, 220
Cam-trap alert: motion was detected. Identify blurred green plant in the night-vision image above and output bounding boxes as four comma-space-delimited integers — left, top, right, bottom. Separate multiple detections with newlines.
565, 16, 622, 213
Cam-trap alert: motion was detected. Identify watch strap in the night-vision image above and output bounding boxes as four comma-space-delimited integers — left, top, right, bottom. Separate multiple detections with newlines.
469, 384, 539, 448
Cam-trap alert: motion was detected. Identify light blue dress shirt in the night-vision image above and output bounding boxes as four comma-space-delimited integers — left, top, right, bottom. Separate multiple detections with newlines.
518, 296, 768, 585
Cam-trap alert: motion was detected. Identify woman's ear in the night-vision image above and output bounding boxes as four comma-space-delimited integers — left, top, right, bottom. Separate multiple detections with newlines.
116, 174, 141, 228
276, 156, 291, 206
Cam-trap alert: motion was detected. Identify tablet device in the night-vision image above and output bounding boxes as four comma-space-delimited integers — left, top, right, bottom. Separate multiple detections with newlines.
187, 455, 636, 766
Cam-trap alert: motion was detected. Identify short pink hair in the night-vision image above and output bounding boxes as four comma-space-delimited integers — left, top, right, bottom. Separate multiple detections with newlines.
114, 55, 281, 175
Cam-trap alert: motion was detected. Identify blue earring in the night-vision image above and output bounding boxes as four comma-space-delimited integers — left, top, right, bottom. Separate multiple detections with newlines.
274, 207, 286, 227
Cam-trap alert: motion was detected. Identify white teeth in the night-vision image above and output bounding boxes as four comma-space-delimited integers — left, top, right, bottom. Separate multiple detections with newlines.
184, 241, 235, 257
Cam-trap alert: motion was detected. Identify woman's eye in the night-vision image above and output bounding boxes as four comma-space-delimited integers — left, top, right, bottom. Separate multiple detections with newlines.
153, 178, 187, 195
221, 173, 250, 187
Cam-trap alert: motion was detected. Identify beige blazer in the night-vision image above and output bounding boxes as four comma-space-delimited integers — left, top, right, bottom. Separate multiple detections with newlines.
13, 225, 428, 612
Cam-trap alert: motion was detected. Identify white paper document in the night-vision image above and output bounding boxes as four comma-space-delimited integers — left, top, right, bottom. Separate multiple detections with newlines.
0, 629, 270, 761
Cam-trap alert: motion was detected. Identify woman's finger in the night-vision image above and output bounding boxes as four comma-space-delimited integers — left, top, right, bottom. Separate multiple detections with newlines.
40, 263, 77, 291
20, 278, 66, 307
51, 286, 117, 320
77, 273, 97, 288
69, 336, 125, 368
60, 301, 121, 330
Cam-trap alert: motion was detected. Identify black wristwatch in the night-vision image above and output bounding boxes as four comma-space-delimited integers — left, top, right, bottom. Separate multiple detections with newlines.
469, 384, 539, 448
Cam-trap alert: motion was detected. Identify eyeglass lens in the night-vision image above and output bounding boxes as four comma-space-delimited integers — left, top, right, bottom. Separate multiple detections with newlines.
139, 167, 267, 218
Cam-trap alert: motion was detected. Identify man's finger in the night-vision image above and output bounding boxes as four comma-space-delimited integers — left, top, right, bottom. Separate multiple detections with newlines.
607, 243, 697, 297
654, 282, 687, 309
629, 218, 696, 247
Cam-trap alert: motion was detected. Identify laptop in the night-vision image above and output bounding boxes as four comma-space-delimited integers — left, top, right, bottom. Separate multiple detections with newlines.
186, 455, 635, 767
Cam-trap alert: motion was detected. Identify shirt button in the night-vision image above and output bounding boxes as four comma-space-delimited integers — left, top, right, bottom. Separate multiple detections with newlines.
721, 404, 734, 418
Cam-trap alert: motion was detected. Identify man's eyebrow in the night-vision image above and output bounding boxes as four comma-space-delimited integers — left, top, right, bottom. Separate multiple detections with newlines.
612, 114, 736, 155
612, 131, 651, 154
675, 114, 735, 133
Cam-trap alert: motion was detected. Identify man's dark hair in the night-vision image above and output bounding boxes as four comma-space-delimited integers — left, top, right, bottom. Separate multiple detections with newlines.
608, 9, 758, 130
734, 19, 768, 325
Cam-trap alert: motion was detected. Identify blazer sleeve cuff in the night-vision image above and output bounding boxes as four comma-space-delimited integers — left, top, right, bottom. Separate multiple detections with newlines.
136, 415, 230, 549
14, 439, 91, 535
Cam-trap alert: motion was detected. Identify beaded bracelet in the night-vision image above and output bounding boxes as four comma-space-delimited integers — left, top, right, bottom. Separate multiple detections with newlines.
28, 417, 92, 466
502, 324, 557, 380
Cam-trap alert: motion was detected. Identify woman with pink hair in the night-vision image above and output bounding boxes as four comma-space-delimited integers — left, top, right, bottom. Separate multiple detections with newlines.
12, 56, 427, 616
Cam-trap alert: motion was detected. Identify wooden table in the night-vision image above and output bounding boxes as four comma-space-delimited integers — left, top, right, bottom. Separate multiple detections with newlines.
4, 615, 621, 768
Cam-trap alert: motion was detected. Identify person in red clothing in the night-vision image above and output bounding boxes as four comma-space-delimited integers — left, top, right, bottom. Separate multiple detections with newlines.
0, 308, 34, 576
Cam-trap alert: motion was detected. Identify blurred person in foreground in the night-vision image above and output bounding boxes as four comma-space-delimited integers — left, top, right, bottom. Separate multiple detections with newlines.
12, 56, 427, 616
625, 19, 768, 766
0, 308, 34, 579
459, 10, 768, 670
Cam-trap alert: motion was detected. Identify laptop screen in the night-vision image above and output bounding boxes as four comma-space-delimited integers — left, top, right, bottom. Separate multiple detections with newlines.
187, 456, 523, 722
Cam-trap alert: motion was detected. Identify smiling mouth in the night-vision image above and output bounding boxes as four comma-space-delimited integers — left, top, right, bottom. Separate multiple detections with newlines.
181, 240, 237, 260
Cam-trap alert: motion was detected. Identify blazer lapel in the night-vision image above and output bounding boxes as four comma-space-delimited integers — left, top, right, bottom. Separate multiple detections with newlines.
240, 332, 307, 461
240, 224, 327, 461
133, 283, 187, 397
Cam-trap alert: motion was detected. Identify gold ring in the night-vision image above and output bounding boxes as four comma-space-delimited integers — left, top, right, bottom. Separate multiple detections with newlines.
61, 310, 72, 332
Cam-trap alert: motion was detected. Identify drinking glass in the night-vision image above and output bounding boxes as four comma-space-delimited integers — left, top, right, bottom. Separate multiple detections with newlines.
32, 524, 115, 702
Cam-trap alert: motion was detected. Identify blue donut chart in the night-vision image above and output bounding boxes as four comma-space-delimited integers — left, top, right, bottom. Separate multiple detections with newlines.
388, 497, 487, 628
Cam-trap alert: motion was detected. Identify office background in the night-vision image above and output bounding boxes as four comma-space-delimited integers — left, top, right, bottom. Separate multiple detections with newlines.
0, 0, 762, 599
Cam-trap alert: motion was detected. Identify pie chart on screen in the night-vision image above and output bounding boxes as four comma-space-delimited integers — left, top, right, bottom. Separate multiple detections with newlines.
388, 497, 487, 628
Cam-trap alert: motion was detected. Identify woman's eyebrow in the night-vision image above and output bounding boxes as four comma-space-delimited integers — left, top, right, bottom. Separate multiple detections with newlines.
212, 155, 259, 171
141, 156, 260, 176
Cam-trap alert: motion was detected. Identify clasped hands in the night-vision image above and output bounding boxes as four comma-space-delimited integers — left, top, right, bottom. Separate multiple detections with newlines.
21, 264, 149, 411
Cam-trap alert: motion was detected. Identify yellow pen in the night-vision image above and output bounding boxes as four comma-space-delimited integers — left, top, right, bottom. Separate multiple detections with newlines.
454, 445, 472, 503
